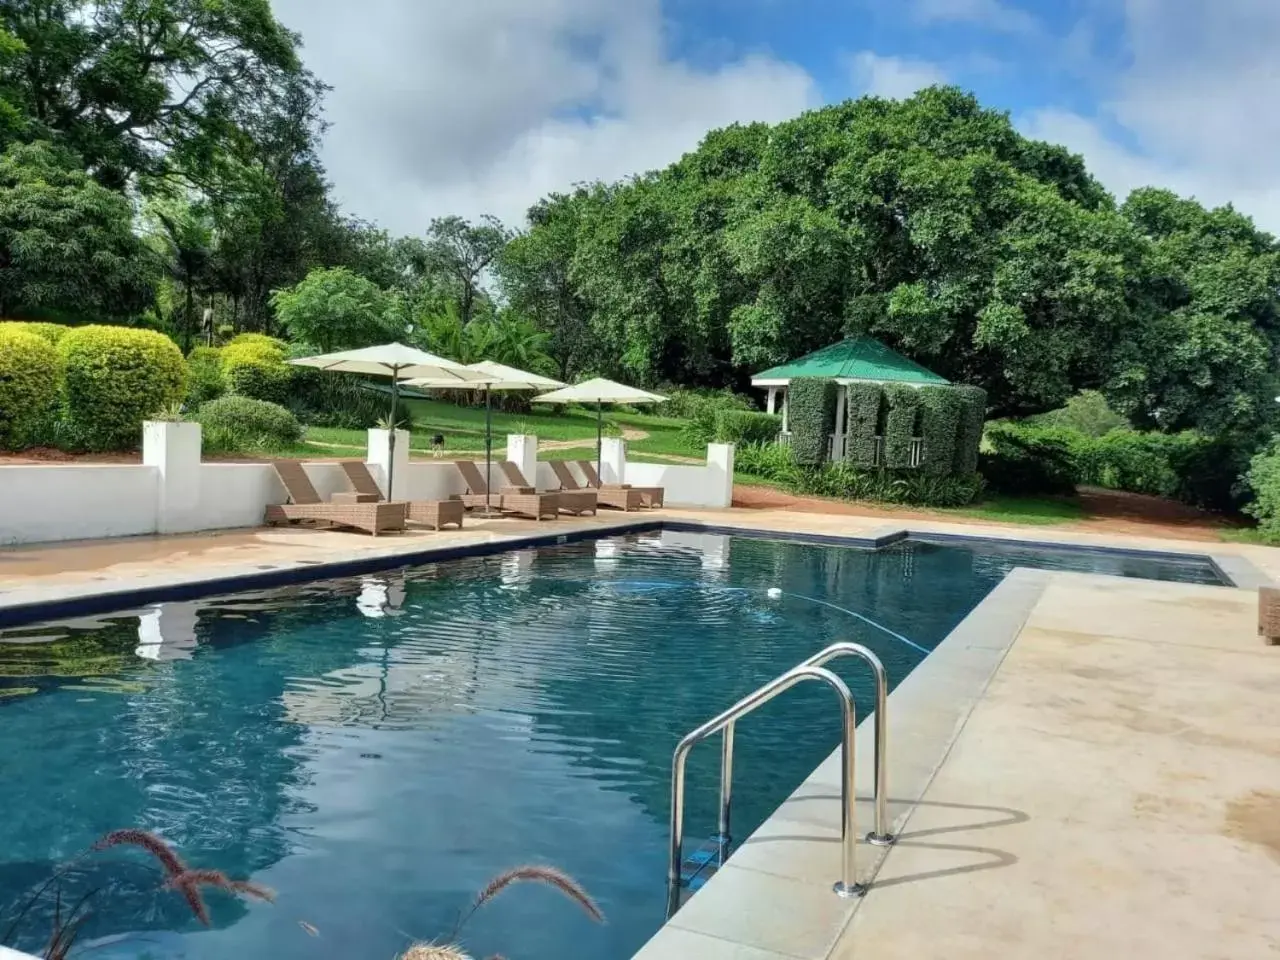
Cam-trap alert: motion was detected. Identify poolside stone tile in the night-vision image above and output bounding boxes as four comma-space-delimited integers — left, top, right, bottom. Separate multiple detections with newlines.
631, 927, 799, 960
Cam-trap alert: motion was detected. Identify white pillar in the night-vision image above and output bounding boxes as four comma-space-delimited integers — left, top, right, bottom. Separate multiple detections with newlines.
600, 437, 627, 485
832, 385, 847, 460
705, 443, 736, 509
367, 428, 410, 500
781, 389, 789, 433
766, 388, 777, 415
143, 420, 203, 533
506, 434, 539, 487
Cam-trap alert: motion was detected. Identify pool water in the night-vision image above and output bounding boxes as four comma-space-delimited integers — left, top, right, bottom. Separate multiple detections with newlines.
0, 532, 1222, 959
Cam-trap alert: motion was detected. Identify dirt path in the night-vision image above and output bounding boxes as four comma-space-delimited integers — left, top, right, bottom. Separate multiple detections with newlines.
538, 427, 649, 451
732, 483, 1237, 543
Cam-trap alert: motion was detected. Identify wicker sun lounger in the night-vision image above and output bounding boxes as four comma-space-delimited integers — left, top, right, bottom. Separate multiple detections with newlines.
576, 460, 663, 509
549, 460, 647, 512
337, 461, 464, 530
498, 461, 596, 516
452, 460, 560, 521
265, 460, 406, 536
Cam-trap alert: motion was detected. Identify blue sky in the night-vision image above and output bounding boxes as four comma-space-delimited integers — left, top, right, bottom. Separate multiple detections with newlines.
271, 0, 1280, 234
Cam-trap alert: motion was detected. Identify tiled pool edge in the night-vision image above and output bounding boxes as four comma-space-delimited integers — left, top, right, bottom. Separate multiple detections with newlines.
1, 516, 1262, 630
630, 566, 1056, 960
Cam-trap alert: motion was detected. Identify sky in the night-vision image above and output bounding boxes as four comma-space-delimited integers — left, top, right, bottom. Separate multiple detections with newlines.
269, 0, 1280, 236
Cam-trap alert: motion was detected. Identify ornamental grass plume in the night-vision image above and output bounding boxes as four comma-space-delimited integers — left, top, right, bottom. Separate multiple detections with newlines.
398, 946, 472, 960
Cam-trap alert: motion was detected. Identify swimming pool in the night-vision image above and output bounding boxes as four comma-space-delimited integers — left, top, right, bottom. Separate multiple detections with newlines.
0, 530, 1224, 959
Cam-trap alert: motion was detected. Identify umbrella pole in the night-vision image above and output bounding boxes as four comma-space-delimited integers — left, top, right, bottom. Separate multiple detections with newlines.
597, 400, 603, 483
387, 374, 400, 499
484, 385, 492, 514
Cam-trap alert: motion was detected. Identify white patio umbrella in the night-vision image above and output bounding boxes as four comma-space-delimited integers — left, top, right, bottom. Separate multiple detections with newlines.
532, 377, 667, 481
406, 361, 565, 515
289, 343, 487, 497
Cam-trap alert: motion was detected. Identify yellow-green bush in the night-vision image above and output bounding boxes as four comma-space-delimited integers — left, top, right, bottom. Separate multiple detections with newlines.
1, 321, 70, 345
59, 326, 186, 450
221, 334, 292, 404
0, 326, 61, 449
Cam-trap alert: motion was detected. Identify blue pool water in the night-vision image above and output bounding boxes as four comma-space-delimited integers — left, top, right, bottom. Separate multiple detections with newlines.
0, 532, 1222, 959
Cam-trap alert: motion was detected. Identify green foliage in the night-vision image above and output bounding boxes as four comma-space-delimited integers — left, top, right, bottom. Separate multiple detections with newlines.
58, 326, 186, 450
917, 385, 963, 476
980, 423, 1079, 495
882, 385, 920, 469
796, 463, 986, 508
1031, 390, 1126, 437
952, 385, 987, 475
221, 334, 292, 404
421, 215, 512, 326
788, 378, 836, 466
734, 441, 802, 486
196, 395, 303, 453
146, 198, 214, 350
2, 320, 68, 344
844, 383, 882, 468
288, 371, 390, 430
1245, 442, 1280, 542
0, 142, 156, 318
271, 267, 392, 352
185, 346, 227, 405
672, 388, 754, 444
0, 326, 60, 449
714, 409, 782, 445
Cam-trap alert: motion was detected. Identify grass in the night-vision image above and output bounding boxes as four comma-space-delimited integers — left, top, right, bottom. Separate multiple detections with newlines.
1217, 526, 1271, 545
942, 494, 1087, 526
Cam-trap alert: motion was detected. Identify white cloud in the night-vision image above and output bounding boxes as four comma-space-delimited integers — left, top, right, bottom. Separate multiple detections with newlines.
1019, 0, 1280, 231
911, 0, 1038, 35
271, 0, 817, 233
848, 51, 948, 99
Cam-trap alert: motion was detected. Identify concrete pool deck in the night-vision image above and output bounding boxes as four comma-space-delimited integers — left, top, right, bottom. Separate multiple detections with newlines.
2, 509, 1279, 959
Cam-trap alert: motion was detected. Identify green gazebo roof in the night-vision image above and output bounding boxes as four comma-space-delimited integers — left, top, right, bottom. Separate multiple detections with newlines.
752, 336, 948, 386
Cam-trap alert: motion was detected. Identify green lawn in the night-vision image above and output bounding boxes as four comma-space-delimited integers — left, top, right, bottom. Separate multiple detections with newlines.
942, 494, 1087, 526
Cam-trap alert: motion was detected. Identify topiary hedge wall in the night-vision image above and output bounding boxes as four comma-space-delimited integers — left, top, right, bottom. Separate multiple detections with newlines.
917, 385, 964, 476
0, 326, 61, 449
59, 325, 187, 450
789, 377, 837, 465
882, 385, 920, 469
845, 382, 882, 468
952, 385, 987, 475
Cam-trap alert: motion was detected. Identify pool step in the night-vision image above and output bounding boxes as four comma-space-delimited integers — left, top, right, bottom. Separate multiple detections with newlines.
677, 836, 730, 905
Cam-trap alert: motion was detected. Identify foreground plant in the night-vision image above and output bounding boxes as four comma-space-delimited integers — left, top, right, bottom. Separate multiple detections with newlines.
397, 865, 603, 960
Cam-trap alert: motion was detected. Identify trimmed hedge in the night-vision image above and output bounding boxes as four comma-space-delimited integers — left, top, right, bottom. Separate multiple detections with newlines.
917, 385, 963, 476
222, 334, 292, 405
789, 377, 836, 466
2, 321, 69, 345
882, 385, 919, 469
980, 423, 1079, 494
0, 326, 61, 449
1246, 442, 1280, 542
715, 409, 782, 445
952, 385, 987, 475
197, 395, 303, 453
59, 326, 186, 450
845, 382, 882, 468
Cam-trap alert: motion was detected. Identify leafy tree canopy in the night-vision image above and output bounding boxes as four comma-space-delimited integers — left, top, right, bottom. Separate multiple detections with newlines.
270, 266, 391, 352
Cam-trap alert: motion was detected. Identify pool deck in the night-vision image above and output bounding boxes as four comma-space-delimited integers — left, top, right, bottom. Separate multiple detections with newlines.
2, 509, 1280, 959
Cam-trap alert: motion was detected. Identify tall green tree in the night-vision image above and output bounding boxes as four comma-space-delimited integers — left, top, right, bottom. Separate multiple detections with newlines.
0, 140, 156, 318
0, 0, 300, 189
270, 266, 390, 352
146, 196, 214, 350
421, 214, 510, 326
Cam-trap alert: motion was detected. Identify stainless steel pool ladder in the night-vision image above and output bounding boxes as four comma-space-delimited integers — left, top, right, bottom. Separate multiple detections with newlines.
666, 642, 893, 918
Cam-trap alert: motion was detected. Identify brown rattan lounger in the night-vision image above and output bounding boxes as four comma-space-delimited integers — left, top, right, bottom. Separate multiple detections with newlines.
549, 460, 646, 512
452, 460, 560, 521
576, 460, 663, 509
264, 460, 406, 536
498, 461, 596, 516
337, 461, 464, 530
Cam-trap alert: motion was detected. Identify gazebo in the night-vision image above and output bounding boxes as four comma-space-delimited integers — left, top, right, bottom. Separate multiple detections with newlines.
751, 335, 948, 459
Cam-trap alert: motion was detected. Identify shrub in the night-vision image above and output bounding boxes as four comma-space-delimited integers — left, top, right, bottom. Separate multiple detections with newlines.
59, 325, 186, 450
844, 383, 882, 468
882, 385, 919, 469
1245, 442, 1280, 541
795, 463, 986, 507
788, 378, 836, 466
1031, 390, 1127, 437
714, 409, 782, 445
980, 422, 1079, 494
2, 320, 69, 345
287, 369, 391, 429
734, 441, 801, 486
221, 335, 292, 405
917, 385, 963, 476
951, 385, 987, 475
674, 388, 754, 445
186, 346, 226, 405
196, 395, 303, 453
0, 326, 61, 449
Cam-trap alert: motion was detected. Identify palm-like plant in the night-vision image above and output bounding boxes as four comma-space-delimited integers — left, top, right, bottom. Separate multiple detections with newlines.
147, 198, 214, 351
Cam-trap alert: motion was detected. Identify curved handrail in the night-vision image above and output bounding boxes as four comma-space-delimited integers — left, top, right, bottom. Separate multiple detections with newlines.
800, 642, 894, 845
666, 664, 862, 917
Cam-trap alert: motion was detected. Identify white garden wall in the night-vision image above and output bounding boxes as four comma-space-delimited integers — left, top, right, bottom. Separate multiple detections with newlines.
0, 465, 158, 545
